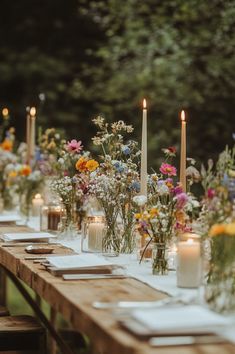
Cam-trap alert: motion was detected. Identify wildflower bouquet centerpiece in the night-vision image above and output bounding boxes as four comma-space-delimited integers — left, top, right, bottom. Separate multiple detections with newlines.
0, 127, 17, 210
135, 147, 199, 275
50, 138, 99, 238
205, 222, 235, 313
198, 144, 235, 236
90, 116, 140, 254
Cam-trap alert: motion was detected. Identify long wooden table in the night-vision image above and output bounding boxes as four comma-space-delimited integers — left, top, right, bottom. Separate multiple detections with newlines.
0, 224, 235, 354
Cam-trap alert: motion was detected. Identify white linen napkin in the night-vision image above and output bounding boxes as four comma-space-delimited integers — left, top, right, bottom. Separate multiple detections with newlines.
1, 232, 56, 242
131, 305, 231, 335
46, 254, 114, 269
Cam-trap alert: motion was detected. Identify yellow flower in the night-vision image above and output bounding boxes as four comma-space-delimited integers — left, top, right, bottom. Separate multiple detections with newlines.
135, 213, 141, 220
20, 165, 31, 176
228, 170, 235, 178
86, 159, 99, 172
209, 224, 226, 237
8, 171, 17, 178
175, 210, 186, 223
149, 208, 158, 217
165, 180, 173, 189
75, 157, 88, 172
225, 223, 235, 236
1, 139, 13, 151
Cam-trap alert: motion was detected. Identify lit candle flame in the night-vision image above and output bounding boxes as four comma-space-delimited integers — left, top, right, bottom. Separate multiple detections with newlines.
143, 99, 147, 109
30, 107, 36, 116
181, 110, 185, 121
187, 238, 194, 244
2, 108, 9, 117
35, 193, 42, 199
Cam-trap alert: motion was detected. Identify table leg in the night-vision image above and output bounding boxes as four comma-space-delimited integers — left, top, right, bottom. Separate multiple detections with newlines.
50, 306, 57, 354
0, 267, 6, 306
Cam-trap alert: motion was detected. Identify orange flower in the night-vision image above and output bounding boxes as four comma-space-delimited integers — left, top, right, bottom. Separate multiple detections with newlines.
85, 159, 99, 172
75, 157, 88, 172
1, 139, 13, 151
149, 207, 158, 218
175, 210, 186, 224
209, 224, 226, 237
20, 165, 32, 176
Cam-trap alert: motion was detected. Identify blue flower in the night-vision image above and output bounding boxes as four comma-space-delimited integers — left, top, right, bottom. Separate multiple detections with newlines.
113, 161, 124, 173
122, 145, 131, 155
131, 181, 140, 193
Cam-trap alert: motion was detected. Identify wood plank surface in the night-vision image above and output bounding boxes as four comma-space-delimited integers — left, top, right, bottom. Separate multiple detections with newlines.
0, 225, 234, 354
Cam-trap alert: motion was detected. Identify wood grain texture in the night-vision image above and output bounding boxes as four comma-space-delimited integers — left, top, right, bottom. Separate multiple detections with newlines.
0, 226, 234, 354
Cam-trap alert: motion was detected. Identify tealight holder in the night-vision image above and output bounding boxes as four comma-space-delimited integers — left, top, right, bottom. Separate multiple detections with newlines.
81, 215, 106, 253
40, 202, 63, 233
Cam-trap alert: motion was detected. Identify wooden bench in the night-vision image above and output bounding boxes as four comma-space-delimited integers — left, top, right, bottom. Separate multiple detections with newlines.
0, 315, 46, 353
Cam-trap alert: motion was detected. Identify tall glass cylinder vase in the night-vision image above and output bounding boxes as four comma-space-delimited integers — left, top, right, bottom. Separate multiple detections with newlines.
152, 242, 169, 275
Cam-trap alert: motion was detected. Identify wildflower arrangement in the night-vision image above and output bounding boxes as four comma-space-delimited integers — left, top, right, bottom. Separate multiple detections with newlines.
11, 164, 44, 219
37, 128, 64, 176
0, 127, 18, 209
90, 116, 141, 254
134, 148, 199, 274
50, 138, 99, 237
205, 222, 235, 312
198, 144, 235, 236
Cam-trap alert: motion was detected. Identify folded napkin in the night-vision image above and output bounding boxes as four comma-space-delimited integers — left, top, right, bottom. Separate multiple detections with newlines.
46, 254, 114, 270
1, 232, 56, 242
131, 305, 231, 335
0, 213, 21, 223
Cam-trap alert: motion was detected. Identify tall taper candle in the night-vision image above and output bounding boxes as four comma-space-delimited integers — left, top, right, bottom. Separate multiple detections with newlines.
180, 110, 186, 193
26, 106, 31, 164
29, 107, 36, 160
140, 99, 147, 197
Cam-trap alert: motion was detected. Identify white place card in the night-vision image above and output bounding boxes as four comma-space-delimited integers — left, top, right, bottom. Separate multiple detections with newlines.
1, 232, 56, 242
46, 254, 113, 270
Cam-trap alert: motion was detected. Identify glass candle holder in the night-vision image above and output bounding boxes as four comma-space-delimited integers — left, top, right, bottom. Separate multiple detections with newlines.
40, 203, 63, 232
81, 215, 106, 253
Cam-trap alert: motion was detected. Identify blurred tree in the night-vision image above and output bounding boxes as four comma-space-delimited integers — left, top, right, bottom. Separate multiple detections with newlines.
0, 0, 234, 169
80, 0, 235, 167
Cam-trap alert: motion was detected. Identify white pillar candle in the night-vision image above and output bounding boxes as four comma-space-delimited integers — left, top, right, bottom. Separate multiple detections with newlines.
32, 193, 44, 217
140, 98, 148, 197
177, 239, 201, 288
88, 219, 105, 251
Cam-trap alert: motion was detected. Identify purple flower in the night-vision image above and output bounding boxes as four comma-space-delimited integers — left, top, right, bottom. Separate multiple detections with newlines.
173, 185, 183, 195
176, 192, 188, 209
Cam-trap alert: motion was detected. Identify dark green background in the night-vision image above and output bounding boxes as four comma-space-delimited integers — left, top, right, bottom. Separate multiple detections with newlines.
0, 0, 234, 169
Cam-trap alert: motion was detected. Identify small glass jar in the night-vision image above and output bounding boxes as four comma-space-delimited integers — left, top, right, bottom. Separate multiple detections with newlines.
40, 203, 63, 233
81, 215, 106, 253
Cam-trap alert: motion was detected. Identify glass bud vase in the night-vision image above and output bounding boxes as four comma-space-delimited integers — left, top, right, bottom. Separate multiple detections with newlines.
57, 203, 78, 241
152, 242, 169, 275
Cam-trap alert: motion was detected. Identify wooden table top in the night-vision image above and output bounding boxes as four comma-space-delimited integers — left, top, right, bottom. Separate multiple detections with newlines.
0, 224, 234, 354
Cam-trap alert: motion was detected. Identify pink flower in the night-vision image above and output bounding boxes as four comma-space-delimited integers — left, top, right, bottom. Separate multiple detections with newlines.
176, 192, 188, 209
207, 188, 215, 199
160, 163, 177, 176
66, 139, 83, 153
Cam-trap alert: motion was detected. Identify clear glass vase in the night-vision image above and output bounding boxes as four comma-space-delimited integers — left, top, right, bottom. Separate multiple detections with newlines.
102, 222, 121, 256
205, 266, 235, 313
19, 193, 31, 224
152, 242, 169, 275
57, 203, 78, 241
120, 223, 136, 254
